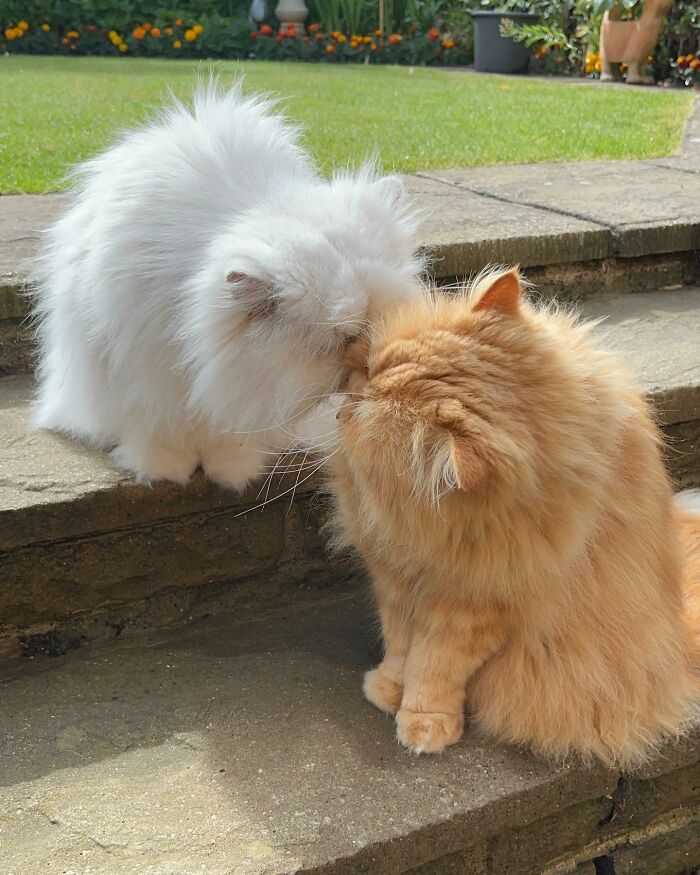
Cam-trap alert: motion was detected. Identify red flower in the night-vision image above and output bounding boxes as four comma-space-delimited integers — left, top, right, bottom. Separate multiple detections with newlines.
275, 34, 283, 43
428, 27, 439, 41
303, 35, 309, 43
308, 23, 320, 33
388, 33, 402, 44
87, 24, 96, 32
409, 25, 417, 33
315, 33, 323, 41
250, 30, 258, 38
260, 23, 272, 35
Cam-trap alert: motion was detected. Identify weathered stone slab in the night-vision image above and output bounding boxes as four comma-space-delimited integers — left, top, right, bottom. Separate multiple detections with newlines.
586, 287, 700, 425
421, 161, 700, 259
0, 194, 65, 307
0, 593, 697, 875
406, 176, 613, 278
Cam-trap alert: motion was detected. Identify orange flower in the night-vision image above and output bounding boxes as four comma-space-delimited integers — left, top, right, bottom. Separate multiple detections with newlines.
150, 27, 161, 37
326, 43, 335, 53
132, 26, 146, 39
287, 25, 297, 37
388, 33, 401, 44
308, 23, 320, 32
143, 22, 152, 30
164, 26, 173, 35
691, 58, 700, 70
61, 36, 69, 44
315, 33, 323, 41
18, 20, 29, 30
370, 42, 377, 51
174, 18, 183, 25
428, 27, 439, 40
374, 29, 382, 37
193, 24, 203, 34
260, 23, 272, 35
66, 30, 79, 38
184, 28, 197, 41
172, 39, 182, 48
441, 37, 455, 49
250, 30, 258, 38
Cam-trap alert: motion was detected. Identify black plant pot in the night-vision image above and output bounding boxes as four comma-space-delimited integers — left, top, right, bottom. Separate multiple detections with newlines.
472, 10, 539, 74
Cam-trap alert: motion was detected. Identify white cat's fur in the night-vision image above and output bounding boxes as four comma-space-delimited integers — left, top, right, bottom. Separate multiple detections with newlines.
33, 82, 422, 489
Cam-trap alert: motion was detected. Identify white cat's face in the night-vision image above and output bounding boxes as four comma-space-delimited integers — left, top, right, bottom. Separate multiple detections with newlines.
222, 172, 422, 363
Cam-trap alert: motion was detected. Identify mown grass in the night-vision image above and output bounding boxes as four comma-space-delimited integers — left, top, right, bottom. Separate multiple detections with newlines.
0, 55, 692, 193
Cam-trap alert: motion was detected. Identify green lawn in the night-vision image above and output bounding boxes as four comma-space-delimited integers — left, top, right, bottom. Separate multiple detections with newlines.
0, 56, 693, 193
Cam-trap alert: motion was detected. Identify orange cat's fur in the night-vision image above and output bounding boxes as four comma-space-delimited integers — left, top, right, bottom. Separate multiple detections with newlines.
331, 269, 700, 767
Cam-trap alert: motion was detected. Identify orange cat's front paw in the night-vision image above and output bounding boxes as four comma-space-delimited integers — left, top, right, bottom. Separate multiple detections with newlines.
396, 708, 464, 754
364, 668, 404, 714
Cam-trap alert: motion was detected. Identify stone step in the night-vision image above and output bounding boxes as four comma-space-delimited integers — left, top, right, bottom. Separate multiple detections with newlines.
1, 287, 699, 656
2, 153, 700, 375
1, 589, 698, 875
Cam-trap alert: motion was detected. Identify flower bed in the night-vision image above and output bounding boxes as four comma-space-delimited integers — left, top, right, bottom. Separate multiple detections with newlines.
1, 16, 471, 64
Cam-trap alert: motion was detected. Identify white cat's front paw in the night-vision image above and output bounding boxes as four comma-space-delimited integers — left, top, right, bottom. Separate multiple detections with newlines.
201, 442, 265, 492
112, 441, 197, 485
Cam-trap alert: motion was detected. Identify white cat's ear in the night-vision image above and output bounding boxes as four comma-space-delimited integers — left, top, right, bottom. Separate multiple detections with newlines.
473, 269, 522, 318
226, 271, 277, 321
375, 174, 406, 209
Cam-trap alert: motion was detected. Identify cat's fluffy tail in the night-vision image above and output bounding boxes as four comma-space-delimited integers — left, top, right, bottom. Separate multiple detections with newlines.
675, 490, 700, 678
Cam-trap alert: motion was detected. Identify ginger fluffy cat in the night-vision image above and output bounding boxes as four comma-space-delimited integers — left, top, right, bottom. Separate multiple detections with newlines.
331, 269, 700, 767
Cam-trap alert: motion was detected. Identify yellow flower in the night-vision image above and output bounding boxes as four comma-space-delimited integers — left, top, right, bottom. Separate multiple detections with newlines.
173, 39, 182, 48
41, 23, 50, 31
118, 42, 128, 52
164, 26, 173, 35
4, 27, 17, 39
441, 37, 455, 49
108, 29, 117, 38
18, 20, 29, 30
184, 28, 197, 41
363, 35, 371, 44
193, 23, 203, 35
336, 32, 346, 43
66, 30, 79, 38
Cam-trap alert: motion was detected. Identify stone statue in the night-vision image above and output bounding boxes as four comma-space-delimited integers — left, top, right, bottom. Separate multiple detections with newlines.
599, 0, 673, 85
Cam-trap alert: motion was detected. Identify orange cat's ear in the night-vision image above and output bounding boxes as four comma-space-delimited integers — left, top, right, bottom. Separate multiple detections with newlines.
473, 269, 521, 317
447, 435, 487, 492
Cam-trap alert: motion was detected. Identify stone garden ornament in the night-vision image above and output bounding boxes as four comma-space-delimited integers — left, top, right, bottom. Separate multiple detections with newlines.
599, 0, 673, 85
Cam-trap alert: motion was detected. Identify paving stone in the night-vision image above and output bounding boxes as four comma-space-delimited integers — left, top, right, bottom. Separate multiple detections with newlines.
0, 194, 65, 308
0, 593, 698, 875
405, 176, 613, 277
421, 161, 700, 258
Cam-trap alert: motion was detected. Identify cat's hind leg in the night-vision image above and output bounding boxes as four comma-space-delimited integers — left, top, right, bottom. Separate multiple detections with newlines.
112, 424, 198, 485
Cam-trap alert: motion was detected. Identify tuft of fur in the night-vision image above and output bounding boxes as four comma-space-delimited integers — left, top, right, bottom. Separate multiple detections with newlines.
330, 268, 700, 767
32, 80, 422, 489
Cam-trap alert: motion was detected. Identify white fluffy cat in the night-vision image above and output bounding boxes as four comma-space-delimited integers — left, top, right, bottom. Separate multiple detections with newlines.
33, 81, 422, 490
